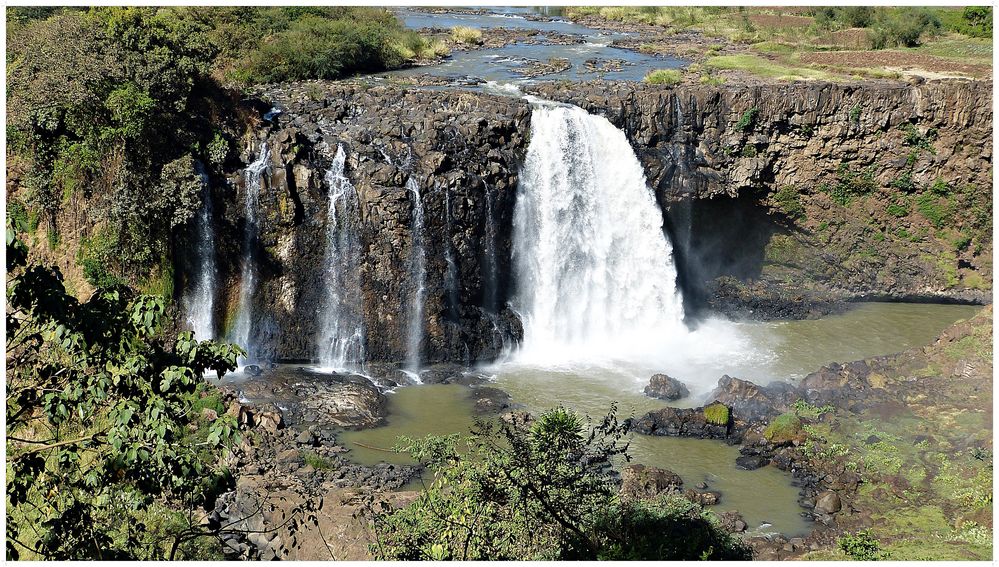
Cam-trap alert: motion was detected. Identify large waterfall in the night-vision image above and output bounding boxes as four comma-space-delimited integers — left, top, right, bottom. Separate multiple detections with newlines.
405, 177, 427, 372
317, 145, 366, 370
184, 162, 218, 341
511, 102, 686, 367
230, 143, 270, 362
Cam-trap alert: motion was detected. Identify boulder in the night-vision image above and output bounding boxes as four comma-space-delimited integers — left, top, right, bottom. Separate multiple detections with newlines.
620, 464, 684, 500
813, 490, 842, 514
708, 375, 799, 423
644, 373, 690, 401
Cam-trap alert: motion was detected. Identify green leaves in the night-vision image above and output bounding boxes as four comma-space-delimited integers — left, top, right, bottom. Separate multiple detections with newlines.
6, 233, 241, 559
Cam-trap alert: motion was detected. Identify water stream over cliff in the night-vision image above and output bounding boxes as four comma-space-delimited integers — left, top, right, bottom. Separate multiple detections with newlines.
230, 143, 270, 363
511, 101, 687, 367
317, 145, 366, 371
183, 162, 218, 341
406, 177, 427, 373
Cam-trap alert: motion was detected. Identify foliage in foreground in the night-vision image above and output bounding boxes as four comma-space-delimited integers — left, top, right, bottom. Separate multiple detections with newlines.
6, 231, 243, 560
369, 407, 750, 560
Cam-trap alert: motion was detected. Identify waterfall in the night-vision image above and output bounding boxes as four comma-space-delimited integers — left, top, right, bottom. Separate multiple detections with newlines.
317, 145, 366, 371
184, 162, 218, 341
511, 102, 685, 367
482, 180, 499, 314
443, 185, 460, 320
405, 177, 426, 372
230, 143, 270, 363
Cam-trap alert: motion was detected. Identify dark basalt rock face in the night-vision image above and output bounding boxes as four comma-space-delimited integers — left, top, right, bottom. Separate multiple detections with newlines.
215, 82, 530, 364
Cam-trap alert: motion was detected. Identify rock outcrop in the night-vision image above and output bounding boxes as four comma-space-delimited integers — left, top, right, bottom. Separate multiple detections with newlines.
644, 373, 690, 401
212, 82, 530, 363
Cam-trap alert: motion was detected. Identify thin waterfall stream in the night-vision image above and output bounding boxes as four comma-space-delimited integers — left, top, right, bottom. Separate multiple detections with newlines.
230, 143, 270, 363
184, 161, 218, 341
405, 177, 427, 375
317, 145, 366, 371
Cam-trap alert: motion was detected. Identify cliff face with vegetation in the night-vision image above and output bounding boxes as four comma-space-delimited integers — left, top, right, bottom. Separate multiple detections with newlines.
212, 83, 528, 363
10, 77, 992, 363
529, 79, 993, 314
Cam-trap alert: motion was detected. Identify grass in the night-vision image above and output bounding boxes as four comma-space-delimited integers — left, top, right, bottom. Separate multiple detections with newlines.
703, 403, 730, 426
302, 451, 335, 470
450, 25, 482, 45
704, 54, 839, 81
643, 69, 682, 85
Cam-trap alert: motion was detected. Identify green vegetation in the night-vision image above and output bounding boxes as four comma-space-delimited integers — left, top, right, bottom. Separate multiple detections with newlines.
371, 406, 749, 560
451, 25, 483, 45
915, 193, 948, 228
302, 451, 335, 470
772, 185, 805, 220
705, 54, 835, 81
6, 230, 244, 559
642, 69, 682, 86
703, 403, 730, 426
790, 400, 833, 419
763, 413, 804, 445
886, 200, 910, 218
734, 107, 758, 132
7, 7, 443, 291
838, 529, 890, 560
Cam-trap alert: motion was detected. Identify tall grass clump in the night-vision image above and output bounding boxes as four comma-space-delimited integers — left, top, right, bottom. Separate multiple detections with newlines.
643, 69, 683, 85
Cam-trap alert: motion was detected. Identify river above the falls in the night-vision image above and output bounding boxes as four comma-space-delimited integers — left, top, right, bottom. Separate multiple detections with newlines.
374, 7, 685, 84
335, 302, 979, 537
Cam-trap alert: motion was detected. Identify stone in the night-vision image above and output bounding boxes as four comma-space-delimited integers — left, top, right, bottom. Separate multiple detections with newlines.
735, 454, 769, 470
245, 365, 263, 377
619, 464, 684, 500
295, 430, 315, 445
813, 490, 842, 514
200, 408, 219, 421
257, 410, 284, 433
644, 373, 690, 401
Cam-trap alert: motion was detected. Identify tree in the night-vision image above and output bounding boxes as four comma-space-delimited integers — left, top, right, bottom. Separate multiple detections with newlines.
6, 229, 243, 559
369, 406, 750, 560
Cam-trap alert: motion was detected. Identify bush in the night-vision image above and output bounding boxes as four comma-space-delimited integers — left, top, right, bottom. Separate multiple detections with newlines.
838, 529, 890, 560
772, 186, 805, 220
643, 69, 682, 86
703, 403, 730, 426
450, 25, 482, 44
869, 8, 942, 49
734, 107, 758, 132
763, 413, 804, 445
370, 406, 749, 560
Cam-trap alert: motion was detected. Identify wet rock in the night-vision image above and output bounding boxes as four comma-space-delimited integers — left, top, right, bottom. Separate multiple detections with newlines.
708, 375, 799, 424
644, 373, 689, 401
245, 365, 263, 377
735, 454, 769, 470
630, 406, 731, 440
685, 489, 721, 506
472, 386, 512, 414
813, 490, 842, 514
718, 511, 748, 533
620, 464, 684, 500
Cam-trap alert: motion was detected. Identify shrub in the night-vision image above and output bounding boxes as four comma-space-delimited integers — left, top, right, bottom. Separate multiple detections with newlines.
370, 406, 749, 560
450, 25, 482, 44
773, 185, 805, 220
849, 104, 861, 124
886, 200, 910, 217
763, 413, 804, 445
869, 8, 941, 49
302, 451, 335, 470
734, 107, 758, 132
643, 69, 682, 86
916, 193, 947, 228
838, 529, 889, 560
703, 403, 730, 426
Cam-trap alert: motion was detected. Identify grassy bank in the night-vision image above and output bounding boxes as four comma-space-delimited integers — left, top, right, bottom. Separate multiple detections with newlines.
567, 6, 992, 80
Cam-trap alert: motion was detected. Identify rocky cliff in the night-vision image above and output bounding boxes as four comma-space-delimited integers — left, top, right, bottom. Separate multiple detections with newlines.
200, 82, 529, 364
529, 79, 993, 314
186, 78, 991, 364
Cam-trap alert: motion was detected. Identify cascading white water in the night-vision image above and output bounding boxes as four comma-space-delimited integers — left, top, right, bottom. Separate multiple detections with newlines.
317, 145, 366, 370
184, 162, 218, 341
405, 177, 426, 372
511, 102, 686, 367
230, 143, 270, 363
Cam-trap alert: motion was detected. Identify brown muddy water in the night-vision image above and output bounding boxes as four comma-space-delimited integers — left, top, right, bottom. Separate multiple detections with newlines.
329, 303, 980, 536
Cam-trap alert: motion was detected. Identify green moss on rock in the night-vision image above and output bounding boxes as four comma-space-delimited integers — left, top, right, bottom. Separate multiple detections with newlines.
703, 403, 730, 426
763, 413, 803, 445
